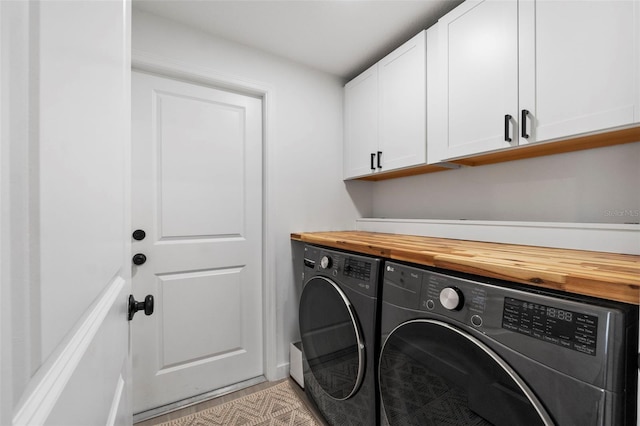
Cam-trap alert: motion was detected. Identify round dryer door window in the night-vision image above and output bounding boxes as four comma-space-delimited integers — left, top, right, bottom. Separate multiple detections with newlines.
379, 320, 553, 426
299, 276, 365, 400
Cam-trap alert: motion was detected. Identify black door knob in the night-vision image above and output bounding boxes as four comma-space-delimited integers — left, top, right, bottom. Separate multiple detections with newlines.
128, 294, 154, 321
132, 229, 146, 241
132, 253, 147, 265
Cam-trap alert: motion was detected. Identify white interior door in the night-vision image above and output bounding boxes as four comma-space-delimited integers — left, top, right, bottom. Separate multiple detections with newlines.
1, 1, 132, 425
131, 71, 264, 415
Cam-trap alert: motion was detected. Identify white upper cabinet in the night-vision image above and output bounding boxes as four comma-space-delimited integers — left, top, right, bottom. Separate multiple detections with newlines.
519, 0, 640, 144
432, 0, 640, 161
434, 0, 519, 160
378, 31, 427, 172
344, 30, 427, 179
344, 64, 379, 178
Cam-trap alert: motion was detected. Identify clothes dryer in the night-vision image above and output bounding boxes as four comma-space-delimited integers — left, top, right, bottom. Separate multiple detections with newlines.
379, 261, 638, 426
299, 244, 383, 425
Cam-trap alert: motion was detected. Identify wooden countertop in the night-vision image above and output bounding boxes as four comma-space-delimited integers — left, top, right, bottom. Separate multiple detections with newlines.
291, 231, 640, 305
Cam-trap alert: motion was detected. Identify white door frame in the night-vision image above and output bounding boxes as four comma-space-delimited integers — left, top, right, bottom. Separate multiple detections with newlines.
131, 49, 279, 382
0, 3, 11, 424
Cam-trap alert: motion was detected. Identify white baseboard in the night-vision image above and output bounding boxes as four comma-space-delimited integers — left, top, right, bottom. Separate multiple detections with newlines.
356, 218, 640, 255
274, 362, 290, 382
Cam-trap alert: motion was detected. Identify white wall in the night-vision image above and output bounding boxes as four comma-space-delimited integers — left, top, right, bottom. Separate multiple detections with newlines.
373, 142, 640, 223
131, 9, 372, 378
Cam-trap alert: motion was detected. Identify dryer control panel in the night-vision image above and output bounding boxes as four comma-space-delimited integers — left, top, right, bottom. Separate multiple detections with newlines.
303, 245, 380, 297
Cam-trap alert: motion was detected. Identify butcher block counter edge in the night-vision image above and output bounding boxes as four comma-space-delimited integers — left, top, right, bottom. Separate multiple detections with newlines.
291, 231, 640, 305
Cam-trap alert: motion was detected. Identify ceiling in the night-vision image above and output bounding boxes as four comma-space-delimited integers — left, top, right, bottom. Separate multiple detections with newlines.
132, 0, 463, 81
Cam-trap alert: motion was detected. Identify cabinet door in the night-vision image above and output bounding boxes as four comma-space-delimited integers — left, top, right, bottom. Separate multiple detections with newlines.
438, 0, 519, 159
519, 0, 640, 144
378, 31, 427, 171
344, 64, 378, 179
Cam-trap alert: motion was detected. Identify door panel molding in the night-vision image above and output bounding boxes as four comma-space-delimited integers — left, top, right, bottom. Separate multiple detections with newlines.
13, 276, 125, 426
153, 88, 248, 239
157, 266, 246, 369
131, 49, 277, 391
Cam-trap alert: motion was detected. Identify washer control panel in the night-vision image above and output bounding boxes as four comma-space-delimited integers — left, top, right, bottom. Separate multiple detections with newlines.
383, 262, 487, 323
382, 261, 611, 357
502, 297, 598, 356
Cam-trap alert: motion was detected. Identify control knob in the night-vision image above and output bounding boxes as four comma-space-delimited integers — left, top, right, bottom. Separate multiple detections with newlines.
439, 287, 464, 311
320, 255, 332, 269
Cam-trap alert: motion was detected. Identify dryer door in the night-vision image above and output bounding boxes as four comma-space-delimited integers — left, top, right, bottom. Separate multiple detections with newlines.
379, 320, 554, 426
299, 276, 365, 400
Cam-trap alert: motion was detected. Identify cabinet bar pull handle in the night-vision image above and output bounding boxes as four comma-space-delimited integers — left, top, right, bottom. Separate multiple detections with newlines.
370, 153, 376, 171
504, 115, 512, 142
521, 109, 530, 139
377, 151, 382, 169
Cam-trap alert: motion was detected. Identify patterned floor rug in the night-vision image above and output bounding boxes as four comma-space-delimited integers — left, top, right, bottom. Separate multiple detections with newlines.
157, 381, 321, 426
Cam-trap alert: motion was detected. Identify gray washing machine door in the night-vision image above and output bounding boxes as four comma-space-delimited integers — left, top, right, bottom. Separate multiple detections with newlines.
299, 276, 365, 400
379, 320, 554, 426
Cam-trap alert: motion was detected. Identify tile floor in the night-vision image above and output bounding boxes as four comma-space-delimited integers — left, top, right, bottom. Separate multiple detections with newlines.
134, 378, 328, 426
